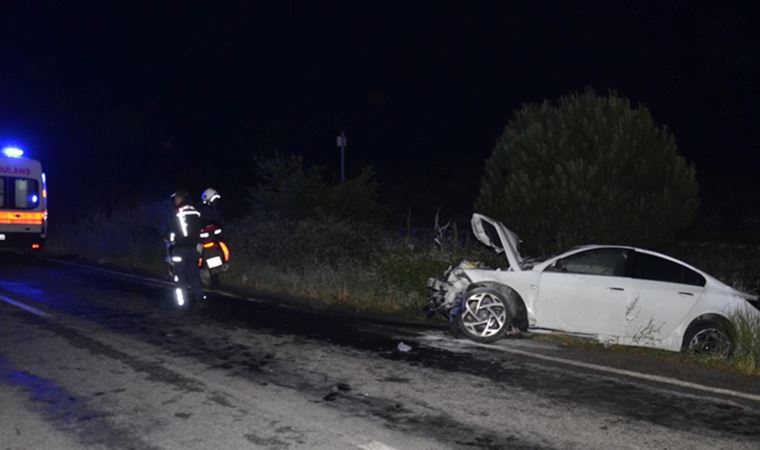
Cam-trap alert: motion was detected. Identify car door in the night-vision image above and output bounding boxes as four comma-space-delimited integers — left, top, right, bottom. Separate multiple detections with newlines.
624, 251, 705, 343
534, 248, 633, 336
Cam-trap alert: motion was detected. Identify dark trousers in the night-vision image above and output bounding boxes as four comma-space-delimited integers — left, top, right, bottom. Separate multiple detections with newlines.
174, 246, 205, 302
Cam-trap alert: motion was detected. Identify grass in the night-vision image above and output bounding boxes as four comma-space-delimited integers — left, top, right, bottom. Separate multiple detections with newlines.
216, 235, 481, 316
729, 307, 760, 374
535, 315, 760, 377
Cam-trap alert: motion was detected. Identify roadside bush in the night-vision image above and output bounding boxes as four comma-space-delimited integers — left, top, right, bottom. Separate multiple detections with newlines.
476, 88, 699, 254
248, 153, 387, 224
225, 212, 472, 314
232, 213, 379, 267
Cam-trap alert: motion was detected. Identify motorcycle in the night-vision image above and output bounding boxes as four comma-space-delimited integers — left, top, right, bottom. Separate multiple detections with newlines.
198, 221, 231, 287
164, 222, 231, 291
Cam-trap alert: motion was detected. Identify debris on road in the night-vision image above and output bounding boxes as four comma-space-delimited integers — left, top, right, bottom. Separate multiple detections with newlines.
397, 342, 412, 352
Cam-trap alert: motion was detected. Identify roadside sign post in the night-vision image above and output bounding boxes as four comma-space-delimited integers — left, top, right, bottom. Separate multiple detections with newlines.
337, 131, 347, 183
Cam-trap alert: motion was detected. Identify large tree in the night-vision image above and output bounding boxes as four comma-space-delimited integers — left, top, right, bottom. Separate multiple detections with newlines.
476, 89, 699, 254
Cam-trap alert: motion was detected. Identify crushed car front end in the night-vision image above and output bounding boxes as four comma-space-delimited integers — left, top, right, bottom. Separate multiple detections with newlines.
426, 260, 485, 320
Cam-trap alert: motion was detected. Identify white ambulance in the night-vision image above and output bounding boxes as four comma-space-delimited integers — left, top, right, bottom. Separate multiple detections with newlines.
0, 147, 48, 250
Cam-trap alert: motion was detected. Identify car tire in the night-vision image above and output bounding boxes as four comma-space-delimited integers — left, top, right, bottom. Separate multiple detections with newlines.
682, 320, 733, 358
456, 287, 513, 343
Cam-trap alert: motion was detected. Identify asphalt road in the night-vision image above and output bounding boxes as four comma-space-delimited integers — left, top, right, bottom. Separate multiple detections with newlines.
1, 253, 760, 450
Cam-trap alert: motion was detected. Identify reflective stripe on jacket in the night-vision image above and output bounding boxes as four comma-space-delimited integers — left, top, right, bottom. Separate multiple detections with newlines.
171, 203, 202, 248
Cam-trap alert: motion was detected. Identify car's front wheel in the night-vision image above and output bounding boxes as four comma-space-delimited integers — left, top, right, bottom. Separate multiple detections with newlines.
456, 287, 512, 343
683, 320, 733, 358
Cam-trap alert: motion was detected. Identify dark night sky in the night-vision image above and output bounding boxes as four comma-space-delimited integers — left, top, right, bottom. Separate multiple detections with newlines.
1, 1, 759, 223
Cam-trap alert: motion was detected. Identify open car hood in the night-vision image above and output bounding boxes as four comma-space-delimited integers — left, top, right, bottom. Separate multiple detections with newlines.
470, 213, 524, 271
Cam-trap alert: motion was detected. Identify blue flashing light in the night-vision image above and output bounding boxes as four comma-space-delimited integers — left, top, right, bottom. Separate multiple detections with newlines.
31, 194, 39, 203
2, 147, 24, 158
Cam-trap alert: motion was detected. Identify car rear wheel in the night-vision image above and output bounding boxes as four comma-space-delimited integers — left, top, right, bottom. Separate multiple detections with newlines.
683, 321, 733, 358
456, 287, 512, 343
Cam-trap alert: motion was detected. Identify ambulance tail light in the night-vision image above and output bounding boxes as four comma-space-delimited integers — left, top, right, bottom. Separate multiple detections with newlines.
42, 173, 47, 199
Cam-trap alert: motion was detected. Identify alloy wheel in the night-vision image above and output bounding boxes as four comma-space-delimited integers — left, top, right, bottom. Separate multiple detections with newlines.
688, 326, 731, 358
460, 292, 507, 338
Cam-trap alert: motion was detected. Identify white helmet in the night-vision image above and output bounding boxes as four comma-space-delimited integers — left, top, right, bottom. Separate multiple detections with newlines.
201, 187, 221, 205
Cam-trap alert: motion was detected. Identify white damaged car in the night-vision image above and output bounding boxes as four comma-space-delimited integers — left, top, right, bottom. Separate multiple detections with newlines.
426, 213, 760, 356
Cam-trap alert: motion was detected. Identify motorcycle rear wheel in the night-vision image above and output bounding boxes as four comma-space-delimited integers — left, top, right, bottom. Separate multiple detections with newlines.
200, 268, 218, 288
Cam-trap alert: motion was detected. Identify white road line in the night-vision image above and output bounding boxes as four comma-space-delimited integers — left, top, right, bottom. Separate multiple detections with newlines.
38, 256, 277, 304
38, 257, 240, 300
0, 294, 48, 317
37, 256, 174, 287
424, 336, 760, 404
358, 441, 400, 450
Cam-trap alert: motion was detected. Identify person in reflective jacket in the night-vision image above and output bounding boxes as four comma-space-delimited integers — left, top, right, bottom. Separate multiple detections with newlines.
169, 188, 205, 308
